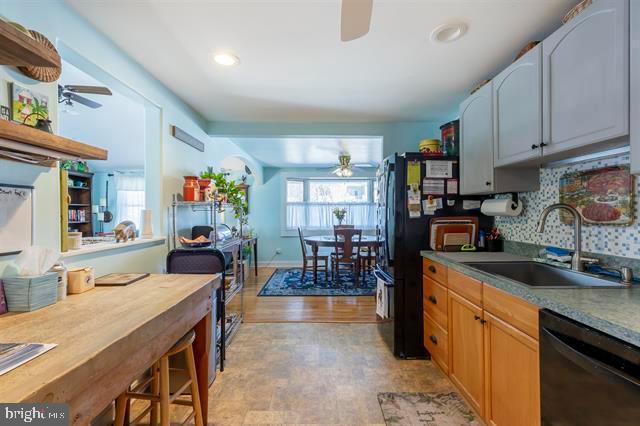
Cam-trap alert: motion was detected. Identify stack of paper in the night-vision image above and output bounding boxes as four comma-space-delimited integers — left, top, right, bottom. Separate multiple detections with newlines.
0, 343, 57, 376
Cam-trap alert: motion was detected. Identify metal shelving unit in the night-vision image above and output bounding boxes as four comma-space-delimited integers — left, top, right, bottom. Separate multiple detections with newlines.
169, 195, 246, 371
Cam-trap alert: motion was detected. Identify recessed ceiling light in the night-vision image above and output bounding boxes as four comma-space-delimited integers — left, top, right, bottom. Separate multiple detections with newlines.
213, 52, 240, 66
430, 22, 468, 43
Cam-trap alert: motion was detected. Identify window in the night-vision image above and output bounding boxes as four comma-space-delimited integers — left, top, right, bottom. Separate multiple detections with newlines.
115, 171, 145, 228
285, 178, 376, 230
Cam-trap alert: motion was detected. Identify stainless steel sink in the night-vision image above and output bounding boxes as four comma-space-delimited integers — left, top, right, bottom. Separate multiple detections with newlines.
462, 261, 627, 289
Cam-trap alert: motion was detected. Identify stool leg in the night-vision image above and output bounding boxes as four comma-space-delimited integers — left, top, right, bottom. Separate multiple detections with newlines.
150, 362, 159, 426
160, 357, 170, 426
185, 344, 204, 426
114, 393, 127, 426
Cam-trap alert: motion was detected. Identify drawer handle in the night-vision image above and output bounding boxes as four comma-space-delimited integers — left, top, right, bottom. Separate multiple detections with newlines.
474, 315, 481, 321
428, 265, 437, 273
429, 335, 438, 345
531, 144, 539, 150
428, 295, 437, 305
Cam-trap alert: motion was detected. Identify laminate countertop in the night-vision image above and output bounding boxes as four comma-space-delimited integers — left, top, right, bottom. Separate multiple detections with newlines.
421, 251, 640, 347
0, 273, 220, 425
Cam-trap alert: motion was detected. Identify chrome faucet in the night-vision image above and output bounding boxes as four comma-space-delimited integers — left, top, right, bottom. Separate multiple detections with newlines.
537, 203, 584, 272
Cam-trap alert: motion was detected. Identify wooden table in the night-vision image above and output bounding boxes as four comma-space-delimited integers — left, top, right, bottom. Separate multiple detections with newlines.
0, 273, 220, 425
304, 235, 381, 282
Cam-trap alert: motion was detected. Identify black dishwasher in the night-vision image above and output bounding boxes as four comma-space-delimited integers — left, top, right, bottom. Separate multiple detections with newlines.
540, 310, 640, 425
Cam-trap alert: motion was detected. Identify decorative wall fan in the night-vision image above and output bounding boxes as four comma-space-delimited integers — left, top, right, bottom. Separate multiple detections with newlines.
341, 0, 373, 41
58, 84, 112, 109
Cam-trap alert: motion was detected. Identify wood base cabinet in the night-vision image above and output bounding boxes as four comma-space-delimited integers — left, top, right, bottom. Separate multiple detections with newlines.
484, 312, 540, 426
423, 260, 541, 424
448, 290, 485, 417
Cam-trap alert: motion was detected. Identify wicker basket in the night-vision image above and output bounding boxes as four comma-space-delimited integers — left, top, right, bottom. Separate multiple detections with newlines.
17, 30, 61, 82
2, 272, 58, 312
562, 0, 593, 24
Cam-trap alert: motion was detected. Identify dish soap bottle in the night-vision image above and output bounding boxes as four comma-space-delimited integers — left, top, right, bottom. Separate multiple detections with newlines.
478, 229, 486, 250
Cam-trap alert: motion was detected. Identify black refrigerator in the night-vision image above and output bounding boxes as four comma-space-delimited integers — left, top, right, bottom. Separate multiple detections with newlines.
375, 152, 486, 359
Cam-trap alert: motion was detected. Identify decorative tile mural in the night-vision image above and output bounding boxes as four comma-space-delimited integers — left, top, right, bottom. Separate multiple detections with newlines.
495, 155, 640, 259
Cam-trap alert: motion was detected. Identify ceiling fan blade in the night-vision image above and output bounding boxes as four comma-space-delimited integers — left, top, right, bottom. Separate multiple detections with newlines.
341, 0, 373, 42
64, 85, 112, 96
67, 92, 102, 109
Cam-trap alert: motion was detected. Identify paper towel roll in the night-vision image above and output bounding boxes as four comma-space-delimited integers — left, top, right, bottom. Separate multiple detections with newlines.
481, 199, 523, 217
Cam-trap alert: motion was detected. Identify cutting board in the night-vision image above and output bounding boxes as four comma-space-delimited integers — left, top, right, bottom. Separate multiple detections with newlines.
95, 273, 150, 286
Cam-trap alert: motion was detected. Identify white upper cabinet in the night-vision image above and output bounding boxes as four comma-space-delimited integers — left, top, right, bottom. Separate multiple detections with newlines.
631, 0, 640, 174
542, 0, 629, 158
460, 82, 495, 195
493, 44, 543, 167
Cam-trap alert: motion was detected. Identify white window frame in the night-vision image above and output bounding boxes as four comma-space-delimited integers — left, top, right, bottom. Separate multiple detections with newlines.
281, 174, 377, 236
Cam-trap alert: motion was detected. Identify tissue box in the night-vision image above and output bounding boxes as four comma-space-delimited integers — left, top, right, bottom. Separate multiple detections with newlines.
68, 267, 95, 294
2, 273, 58, 312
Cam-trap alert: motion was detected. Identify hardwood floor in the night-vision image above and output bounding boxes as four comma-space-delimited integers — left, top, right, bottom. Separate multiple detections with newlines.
238, 267, 379, 323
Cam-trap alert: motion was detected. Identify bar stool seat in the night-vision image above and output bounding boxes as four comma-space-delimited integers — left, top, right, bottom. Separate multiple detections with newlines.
114, 330, 203, 426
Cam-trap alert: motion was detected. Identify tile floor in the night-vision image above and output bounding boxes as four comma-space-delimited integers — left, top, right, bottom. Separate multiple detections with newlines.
206, 322, 455, 425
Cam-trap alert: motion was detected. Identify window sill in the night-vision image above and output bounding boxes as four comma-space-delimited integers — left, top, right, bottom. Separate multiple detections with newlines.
61, 236, 166, 259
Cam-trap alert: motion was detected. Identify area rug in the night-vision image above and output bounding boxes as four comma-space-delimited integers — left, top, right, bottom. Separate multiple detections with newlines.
257, 268, 376, 296
377, 392, 479, 426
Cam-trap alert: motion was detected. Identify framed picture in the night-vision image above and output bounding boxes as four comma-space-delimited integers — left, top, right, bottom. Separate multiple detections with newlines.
559, 165, 634, 226
11, 83, 49, 127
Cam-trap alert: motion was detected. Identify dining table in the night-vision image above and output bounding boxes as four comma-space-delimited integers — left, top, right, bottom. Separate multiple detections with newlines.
304, 235, 382, 283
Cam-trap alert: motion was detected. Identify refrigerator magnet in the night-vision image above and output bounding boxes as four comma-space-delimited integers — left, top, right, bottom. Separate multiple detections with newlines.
446, 179, 458, 195
425, 160, 453, 178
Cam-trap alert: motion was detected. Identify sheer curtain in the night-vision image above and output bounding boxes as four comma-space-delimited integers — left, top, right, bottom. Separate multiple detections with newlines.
115, 171, 145, 228
286, 203, 376, 230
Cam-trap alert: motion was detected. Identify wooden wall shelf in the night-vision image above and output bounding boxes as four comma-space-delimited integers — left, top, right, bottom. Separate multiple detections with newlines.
0, 20, 60, 67
0, 119, 108, 162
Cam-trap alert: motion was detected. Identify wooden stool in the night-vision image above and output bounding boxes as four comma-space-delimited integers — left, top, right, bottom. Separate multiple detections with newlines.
114, 330, 204, 426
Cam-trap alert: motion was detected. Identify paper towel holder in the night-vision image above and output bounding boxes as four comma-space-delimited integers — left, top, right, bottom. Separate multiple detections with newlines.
509, 193, 519, 210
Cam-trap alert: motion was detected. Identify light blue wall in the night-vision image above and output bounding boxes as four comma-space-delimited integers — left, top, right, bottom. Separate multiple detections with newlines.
210, 120, 453, 264
0, 0, 261, 275
209, 120, 451, 158
250, 167, 377, 265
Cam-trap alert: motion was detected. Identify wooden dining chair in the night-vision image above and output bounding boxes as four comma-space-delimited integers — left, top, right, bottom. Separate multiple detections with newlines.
298, 227, 329, 282
331, 227, 362, 284
359, 244, 377, 280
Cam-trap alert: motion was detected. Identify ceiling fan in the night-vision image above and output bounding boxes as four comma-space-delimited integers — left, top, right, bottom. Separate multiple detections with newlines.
58, 84, 113, 109
341, 0, 373, 42
331, 153, 376, 177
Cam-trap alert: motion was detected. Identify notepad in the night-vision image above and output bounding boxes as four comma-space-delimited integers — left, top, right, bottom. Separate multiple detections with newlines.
0, 343, 57, 376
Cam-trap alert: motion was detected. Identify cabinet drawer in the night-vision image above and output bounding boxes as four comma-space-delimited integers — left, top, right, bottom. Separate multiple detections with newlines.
483, 284, 539, 339
423, 275, 448, 329
424, 312, 449, 373
423, 258, 447, 285
448, 269, 482, 306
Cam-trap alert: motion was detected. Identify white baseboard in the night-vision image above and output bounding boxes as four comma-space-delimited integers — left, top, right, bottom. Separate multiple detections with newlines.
257, 261, 300, 268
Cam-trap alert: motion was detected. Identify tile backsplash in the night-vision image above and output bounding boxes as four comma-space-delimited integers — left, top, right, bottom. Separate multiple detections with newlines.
495, 154, 640, 259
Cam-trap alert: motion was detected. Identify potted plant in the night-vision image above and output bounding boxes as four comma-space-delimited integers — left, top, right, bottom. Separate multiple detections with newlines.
332, 207, 347, 226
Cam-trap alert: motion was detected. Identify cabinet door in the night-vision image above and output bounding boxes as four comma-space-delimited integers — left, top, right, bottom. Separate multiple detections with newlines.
448, 290, 484, 416
460, 82, 494, 195
484, 312, 540, 426
542, 0, 629, 156
494, 44, 543, 166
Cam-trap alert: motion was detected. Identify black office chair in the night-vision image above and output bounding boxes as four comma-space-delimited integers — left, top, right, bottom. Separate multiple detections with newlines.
166, 248, 227, 371
191, 226, 233, 268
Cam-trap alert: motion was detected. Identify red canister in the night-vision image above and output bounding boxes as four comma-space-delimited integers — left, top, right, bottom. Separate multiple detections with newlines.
183, 176, 200, 201
440, 120, 460, 156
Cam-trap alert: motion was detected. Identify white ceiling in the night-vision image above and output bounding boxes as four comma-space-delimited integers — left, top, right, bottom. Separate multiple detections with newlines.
67, 0, 577, 123
225, 137, 383, 168
59, 60, 146, 171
